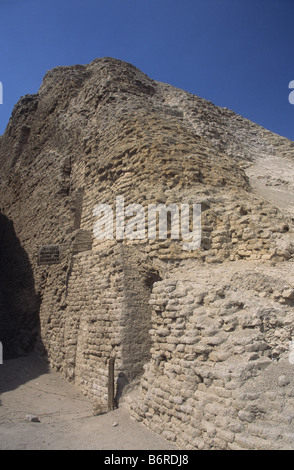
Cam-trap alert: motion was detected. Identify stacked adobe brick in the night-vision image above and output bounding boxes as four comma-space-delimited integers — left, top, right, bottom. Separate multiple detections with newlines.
0, 58, 293, 448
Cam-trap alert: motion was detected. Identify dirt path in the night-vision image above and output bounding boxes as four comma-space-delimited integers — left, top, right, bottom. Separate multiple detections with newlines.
0, 354, 176, 450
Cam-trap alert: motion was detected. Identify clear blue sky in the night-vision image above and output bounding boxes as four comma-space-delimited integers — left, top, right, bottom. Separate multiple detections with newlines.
0, 0, 293, 140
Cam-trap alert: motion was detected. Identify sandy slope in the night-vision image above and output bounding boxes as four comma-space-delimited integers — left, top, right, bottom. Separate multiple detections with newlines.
245, 153, 294, 218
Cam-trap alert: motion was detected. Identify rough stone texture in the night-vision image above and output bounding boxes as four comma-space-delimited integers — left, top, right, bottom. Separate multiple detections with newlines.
0, 57, 293, 449
125, 263, 294, 449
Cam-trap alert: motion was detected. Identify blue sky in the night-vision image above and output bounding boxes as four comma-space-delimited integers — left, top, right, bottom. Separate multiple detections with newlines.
0, 0, 293, 140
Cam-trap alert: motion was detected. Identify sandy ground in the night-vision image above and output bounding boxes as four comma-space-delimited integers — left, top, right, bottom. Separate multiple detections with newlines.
0, 354, 177, 450
245, 153, 294, 218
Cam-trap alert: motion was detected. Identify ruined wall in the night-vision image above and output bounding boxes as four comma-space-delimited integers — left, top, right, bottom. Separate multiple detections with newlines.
0, 57, 294, 449
63, 247, 124, 403
61, 244, 155, 407
126, 263, 294, 450
0, 213, 40, 358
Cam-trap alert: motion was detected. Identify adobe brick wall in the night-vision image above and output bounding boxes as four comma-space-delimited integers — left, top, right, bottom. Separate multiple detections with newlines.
0, 57, 293, 449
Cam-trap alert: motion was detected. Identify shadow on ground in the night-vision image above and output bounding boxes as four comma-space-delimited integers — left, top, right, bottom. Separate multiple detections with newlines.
0, 353, 49, 397
0, 212, 48, 394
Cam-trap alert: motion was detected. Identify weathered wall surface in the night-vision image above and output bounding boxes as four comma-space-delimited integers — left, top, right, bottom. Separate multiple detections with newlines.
0, 213, 40, 358
125, 263, 294, 449
61, 244, 154, 408
0, 57, 293, 449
